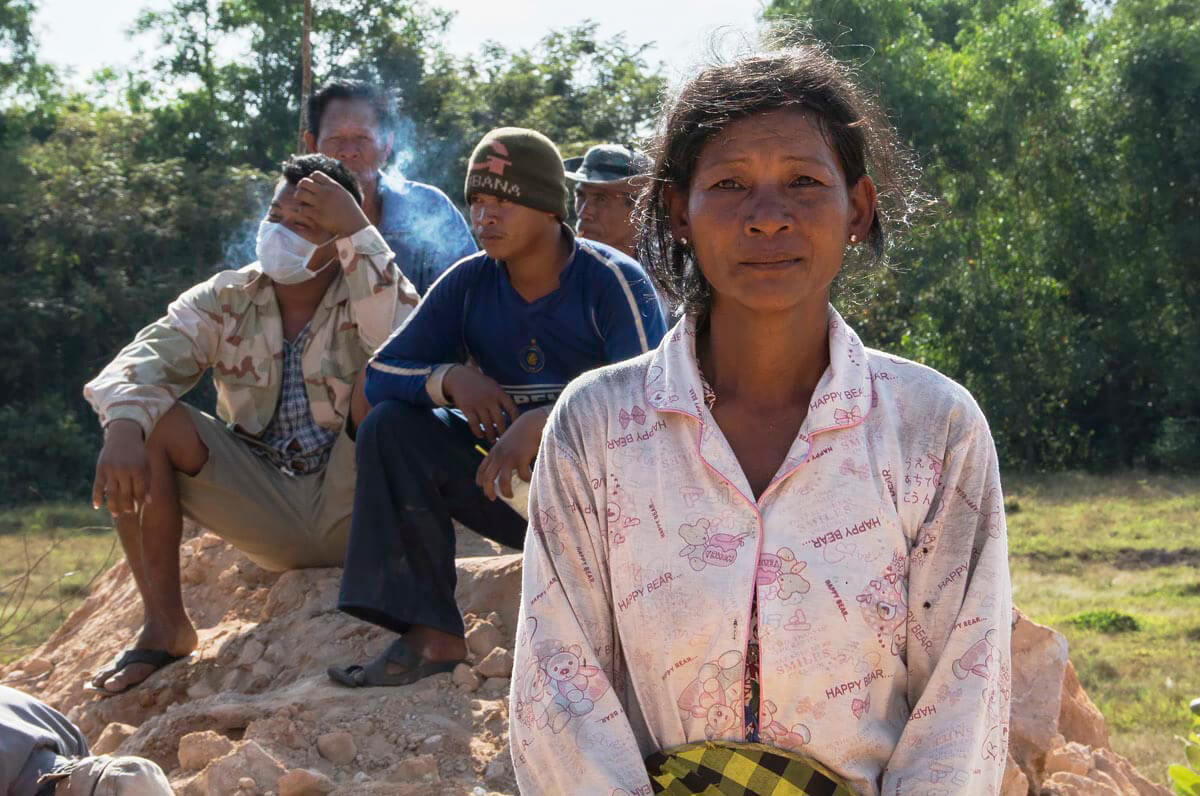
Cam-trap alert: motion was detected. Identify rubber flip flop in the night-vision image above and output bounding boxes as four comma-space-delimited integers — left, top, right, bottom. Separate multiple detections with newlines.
327, 638, 463, 688
85, 648, 189, 696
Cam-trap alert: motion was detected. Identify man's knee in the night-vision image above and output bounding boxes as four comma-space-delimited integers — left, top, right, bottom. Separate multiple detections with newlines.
146, 404, 207, 477
357, 400, 429, 447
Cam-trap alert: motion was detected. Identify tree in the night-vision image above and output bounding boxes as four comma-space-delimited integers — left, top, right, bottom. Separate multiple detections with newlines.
402, 23, 665, 195
763, 0, 1199, 468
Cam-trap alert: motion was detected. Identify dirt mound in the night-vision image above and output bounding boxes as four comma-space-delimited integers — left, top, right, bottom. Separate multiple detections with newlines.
1, 528, 1167, 795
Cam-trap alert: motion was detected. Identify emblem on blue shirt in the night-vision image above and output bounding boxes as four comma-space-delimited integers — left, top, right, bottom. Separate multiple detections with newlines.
520, 338, 545, 373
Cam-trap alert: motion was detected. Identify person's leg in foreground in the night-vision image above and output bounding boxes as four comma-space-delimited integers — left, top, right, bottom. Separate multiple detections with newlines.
329, 401, 527, 687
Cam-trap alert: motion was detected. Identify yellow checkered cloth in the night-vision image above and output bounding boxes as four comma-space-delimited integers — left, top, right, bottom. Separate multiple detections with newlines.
645, 742, 855, 795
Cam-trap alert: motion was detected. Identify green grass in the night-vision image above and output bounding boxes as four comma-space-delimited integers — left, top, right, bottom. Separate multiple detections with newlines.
1005, 472, 1200, 787
0, 502, 118, 665
1, 475, 1197, 785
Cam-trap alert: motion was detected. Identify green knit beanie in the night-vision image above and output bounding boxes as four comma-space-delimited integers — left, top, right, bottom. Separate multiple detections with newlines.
464, 127, 569, 220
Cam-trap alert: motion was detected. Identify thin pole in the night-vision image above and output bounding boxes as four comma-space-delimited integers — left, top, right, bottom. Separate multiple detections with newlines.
297, 0, 313, 153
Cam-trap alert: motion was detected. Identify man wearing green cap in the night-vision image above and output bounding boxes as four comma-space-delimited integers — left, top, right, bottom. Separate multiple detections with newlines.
328, 128, 666, 687
564, 143, 651, 261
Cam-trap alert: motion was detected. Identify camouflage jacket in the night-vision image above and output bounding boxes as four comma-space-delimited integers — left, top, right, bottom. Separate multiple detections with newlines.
84, 225, 419, 438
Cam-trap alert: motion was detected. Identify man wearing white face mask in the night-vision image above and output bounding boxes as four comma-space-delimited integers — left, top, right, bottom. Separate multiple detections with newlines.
81, 154, 419, 695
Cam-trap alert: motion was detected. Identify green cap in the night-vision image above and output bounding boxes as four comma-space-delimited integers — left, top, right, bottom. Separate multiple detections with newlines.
465, 127, 569, 220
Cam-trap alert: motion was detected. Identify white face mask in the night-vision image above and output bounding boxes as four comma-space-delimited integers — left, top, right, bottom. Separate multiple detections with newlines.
255, 220, 334, 284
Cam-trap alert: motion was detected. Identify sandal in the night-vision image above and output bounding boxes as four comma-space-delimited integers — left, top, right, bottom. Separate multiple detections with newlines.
327, 638, 462, 688
85, 648, 189, 696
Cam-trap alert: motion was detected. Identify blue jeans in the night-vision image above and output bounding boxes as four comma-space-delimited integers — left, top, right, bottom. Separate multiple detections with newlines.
338, 401, 528, 639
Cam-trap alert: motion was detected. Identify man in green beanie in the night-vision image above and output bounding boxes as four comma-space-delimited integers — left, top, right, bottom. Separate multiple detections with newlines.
329, 128, 666, 687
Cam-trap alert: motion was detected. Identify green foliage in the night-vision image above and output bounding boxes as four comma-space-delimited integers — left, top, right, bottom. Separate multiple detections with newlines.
0, 105, 270, 500
1152, 419, 1200, 472
766, 0, 1199, 469
406, 22, 665, 194
1169, 699, 1200, 794
0, 2, 666, 503
0, 0, 1194, 498
1068, 609, 1140, 633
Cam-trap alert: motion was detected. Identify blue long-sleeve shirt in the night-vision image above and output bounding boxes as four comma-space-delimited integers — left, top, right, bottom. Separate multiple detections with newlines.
365, 235, 666, 410
376, 172, 477, 295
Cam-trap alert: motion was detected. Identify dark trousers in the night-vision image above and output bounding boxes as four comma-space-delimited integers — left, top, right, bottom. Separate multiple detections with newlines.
338, 400, 528, 639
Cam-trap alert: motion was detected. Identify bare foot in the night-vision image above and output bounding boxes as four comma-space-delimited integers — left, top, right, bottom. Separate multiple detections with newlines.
91, 622, 199, 694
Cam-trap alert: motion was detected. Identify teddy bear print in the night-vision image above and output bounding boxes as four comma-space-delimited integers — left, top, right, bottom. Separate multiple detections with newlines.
517, 639, 610, 734
856, 556, 908, 657
756, 547, 812, 601
535, 507, 565, 556
982, 487, 1004, 539
759, 699, 811, 749
677, 650, 744, 740
971, 635, 1011, 762
605, 475, 640, 546
678, 518, 747, 571
953, 627, 998, 681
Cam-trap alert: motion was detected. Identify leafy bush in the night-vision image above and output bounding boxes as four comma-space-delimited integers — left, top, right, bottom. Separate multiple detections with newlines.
0, 396, 98, 504
1152, 419, 1200, 472
1168, 698, 1200, 795
1068, 610, 1140, 634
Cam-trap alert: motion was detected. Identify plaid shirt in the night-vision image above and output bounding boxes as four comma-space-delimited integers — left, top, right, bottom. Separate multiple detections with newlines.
254, 323, 338, 474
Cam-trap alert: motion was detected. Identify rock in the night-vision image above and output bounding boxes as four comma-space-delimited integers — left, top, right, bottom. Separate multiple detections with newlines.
19, 657, 52, 676
456, 555, 523, 634
1, 533, 1169, 796
238, 639, 266, 667
178, 730, 235, 771
482, 676, 510, 697
278, 769, 335, 796
1041, 770, 1121, 796
91, 721, 136, 755
452, 663, 481, 691
186, 679, 215, 700
1044, 741, 1093, 778
1058, 659, 1110, 750
485, 752, 512, 784
1000, 754, 1029, 796
1092, 748, 1169, 796
202, 740, 286, 796
1009, 612, 1069, 769
385, 754, 439, 783
316, 730, 357, 766
476, 648, 513, 679
466, 622, 504, 658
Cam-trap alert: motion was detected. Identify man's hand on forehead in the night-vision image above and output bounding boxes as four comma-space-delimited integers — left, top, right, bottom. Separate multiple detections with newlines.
293, 171, 370, 239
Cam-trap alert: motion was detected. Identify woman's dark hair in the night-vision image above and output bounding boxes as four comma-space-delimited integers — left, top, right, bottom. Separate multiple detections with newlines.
281, 153, 364, 206
636, 37, 922, 317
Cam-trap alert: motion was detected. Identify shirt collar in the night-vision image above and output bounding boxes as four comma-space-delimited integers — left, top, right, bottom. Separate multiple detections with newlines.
242, 261, 349, 309
644, 303, 873, 438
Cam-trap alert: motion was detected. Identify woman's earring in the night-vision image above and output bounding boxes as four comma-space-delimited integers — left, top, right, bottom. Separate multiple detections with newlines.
849, 234, 859, 244
679, 237, 689, 246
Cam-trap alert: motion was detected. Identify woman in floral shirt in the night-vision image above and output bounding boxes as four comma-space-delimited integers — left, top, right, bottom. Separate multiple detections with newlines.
510, 42, 1012, 795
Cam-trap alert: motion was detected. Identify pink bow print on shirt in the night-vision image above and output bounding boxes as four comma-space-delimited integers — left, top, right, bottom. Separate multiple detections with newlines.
833, 406, 863, 425
619, 406, 647, 429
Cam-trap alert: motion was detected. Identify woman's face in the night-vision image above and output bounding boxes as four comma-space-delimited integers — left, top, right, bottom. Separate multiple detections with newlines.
669, 109, 876, 315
